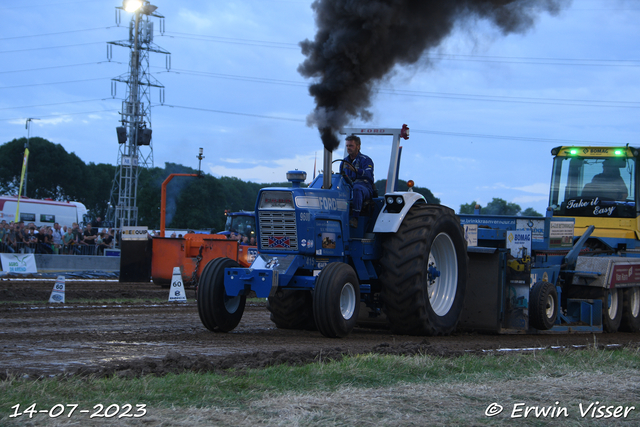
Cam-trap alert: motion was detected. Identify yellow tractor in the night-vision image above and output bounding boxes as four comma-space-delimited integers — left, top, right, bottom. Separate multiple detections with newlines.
548, 145, 640, 332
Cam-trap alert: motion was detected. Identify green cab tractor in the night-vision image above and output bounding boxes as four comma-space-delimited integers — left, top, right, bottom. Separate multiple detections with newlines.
548, 145, 640, 332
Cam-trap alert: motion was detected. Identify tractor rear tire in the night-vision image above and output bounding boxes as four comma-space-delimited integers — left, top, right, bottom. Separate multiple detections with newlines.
379, 204, 467, 336
197, 257, 246, 332
313, 262, 360, 338
620, 287, 640, 332
267, 289, 316, 330
529, 281, 558, 330
603, 288, 623, 332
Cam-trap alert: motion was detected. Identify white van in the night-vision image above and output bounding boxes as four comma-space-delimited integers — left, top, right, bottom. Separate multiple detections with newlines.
0, 196, 88, 227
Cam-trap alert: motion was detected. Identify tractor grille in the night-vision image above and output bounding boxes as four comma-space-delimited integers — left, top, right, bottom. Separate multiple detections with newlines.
259, 211, 298, 251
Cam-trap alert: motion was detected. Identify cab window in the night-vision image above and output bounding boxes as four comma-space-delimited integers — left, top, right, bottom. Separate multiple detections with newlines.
550, 156, 635, 218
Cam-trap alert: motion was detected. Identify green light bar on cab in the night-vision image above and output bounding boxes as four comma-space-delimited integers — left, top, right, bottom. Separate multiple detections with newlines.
552, 146, 640, 158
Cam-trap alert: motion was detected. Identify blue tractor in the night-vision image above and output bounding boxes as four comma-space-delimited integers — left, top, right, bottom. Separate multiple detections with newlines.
197, 125, 469, 338
217, 210, 256, 239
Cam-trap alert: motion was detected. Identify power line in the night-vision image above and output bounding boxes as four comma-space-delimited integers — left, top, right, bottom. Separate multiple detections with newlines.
431, 53, 640, 65
571, 8, 640, 11
0, 77, 112, 90
2, 63, 634, 109
159, 31, 639, 66
0, 102, 629, 146
155, 67, 640, 109
0, 41, 105, 54
154, 104, 631, 145
0, 27, 121, 41
0, 98, 118, 111
379, 88, 640, 109
0, 108, 119, 122
158, 104, 305, 122
163, 31, 297, 47
3, 26, 636, 67
428, 54, 640, 67
0, 61, 122, 75
411, 129, 628, 146
0, 0, 104, 10
163, 33, 640, 65
157, 68, 307, 87
0, 68, 635, 112
161, 32, 298, 50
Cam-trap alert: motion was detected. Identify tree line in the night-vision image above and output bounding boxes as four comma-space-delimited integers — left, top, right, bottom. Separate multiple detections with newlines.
0, 137, 539, 231
459, 199, 542, 216
0, 137, 271, 231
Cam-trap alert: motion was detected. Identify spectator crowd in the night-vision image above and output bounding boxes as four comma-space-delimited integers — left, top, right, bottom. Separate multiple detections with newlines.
0, 217, 116, 256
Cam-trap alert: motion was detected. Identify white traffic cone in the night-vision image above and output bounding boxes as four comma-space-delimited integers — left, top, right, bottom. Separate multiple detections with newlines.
168, 267, 187, 302
49, 276, 66, 303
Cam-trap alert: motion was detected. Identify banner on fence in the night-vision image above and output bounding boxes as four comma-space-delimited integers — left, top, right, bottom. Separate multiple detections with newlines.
121, 226, 149, 241
1, 253, 38, 273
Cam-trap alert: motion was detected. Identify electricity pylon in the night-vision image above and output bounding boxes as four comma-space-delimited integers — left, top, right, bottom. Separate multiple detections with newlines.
106, 0, 170, 234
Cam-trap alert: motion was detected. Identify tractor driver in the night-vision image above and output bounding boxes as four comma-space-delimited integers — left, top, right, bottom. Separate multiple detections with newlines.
583, 158, 628, 201
342, 135, 374, 228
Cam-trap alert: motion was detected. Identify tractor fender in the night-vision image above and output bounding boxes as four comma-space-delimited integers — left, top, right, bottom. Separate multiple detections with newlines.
373, 192, 426, 233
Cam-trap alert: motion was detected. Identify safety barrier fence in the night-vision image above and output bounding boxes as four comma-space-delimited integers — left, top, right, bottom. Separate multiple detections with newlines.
0, 242, 113, 256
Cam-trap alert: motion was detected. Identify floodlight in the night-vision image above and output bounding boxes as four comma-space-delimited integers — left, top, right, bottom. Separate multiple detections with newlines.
116, 126, 127, 144
123, 0, 142, 12
137, 128, 152, 145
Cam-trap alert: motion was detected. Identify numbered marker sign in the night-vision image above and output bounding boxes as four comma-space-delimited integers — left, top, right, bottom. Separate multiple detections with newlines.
168, 267, 187, 302
49, 276, 66, 303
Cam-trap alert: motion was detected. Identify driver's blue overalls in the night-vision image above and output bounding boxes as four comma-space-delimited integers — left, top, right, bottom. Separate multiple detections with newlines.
342, 152, 375, 219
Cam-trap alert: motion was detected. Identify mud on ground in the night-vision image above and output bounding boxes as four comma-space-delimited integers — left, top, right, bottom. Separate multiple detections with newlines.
1, 279, 639, 379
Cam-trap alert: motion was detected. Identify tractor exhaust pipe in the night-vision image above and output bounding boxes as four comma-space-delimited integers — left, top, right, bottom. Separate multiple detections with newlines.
322, 148, 332, 189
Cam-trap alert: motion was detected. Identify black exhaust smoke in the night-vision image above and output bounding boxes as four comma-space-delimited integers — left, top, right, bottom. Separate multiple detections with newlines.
298, 0, 570, 152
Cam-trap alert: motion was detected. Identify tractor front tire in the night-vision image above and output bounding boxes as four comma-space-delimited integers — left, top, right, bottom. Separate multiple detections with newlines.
197, 257, 245, 332
379, 204, 468, 336
313, 262, 360, 338
267, 289, 316, 330
529, 281, 558, 330
620, 287, 640, 332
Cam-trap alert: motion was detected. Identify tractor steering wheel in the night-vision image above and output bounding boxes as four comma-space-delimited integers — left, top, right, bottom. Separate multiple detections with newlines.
332, 159, 356, 186
332, 159, 357, 173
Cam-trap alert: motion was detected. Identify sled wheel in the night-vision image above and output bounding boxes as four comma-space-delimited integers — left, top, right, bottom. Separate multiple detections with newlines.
620, 287, 640, 332
313, 262, 360, 338
379, 204, 468, 336
529, 281, 558, 330
197, 257, 245, 332
602, 288, 623, 333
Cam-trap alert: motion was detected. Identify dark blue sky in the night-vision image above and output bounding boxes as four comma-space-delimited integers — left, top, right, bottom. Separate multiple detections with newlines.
0, 0, 638, 214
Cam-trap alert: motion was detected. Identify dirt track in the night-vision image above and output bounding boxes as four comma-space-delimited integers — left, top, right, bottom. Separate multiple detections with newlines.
2, 279, 640, 378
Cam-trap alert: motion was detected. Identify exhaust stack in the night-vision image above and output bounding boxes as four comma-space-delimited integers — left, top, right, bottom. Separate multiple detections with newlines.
322, 148, 332, 189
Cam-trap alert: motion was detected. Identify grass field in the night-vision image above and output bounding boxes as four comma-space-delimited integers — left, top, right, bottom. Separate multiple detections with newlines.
2, 347, 639, 426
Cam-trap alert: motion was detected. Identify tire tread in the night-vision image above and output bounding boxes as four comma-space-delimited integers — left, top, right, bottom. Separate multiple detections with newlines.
379, 204, 467, 336
267, 290, 316, 330
529, 281, 557, 330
